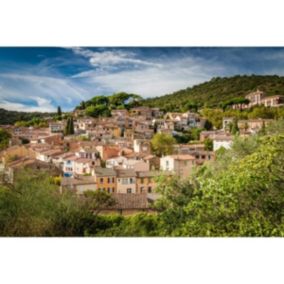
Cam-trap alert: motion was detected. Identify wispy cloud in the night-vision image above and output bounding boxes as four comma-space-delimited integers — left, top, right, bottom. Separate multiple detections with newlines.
72, 54, 228, 97
0, 72, 89, 112
71, 47, 161, 71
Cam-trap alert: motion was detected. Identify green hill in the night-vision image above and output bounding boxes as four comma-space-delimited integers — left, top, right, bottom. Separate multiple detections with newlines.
0, 108, 54, 125
142, 75, 284, 112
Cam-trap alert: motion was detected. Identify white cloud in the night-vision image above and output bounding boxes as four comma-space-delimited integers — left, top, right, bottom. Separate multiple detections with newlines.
0, 73, 89, 112
73, 56, 227, 97
71, 47, 161, 70
0, 98, 53, 112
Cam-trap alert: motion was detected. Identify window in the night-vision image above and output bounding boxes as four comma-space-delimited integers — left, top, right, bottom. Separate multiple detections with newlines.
140, 186, 144, 193
127, 188, 132, 194
129, 178, 134, 184
107, 188, 111, 193
100, 178, 104, 183
107, 177, 111, 183
148, 187, 152, 193
112, 177, 115, 183
141, 177, 144, 184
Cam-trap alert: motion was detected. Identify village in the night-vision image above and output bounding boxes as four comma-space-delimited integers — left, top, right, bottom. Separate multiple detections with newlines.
0, 89, 283, 214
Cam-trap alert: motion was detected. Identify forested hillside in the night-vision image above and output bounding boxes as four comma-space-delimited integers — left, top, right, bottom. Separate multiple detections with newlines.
0, 108, 54, 125
142, 75, 284, 111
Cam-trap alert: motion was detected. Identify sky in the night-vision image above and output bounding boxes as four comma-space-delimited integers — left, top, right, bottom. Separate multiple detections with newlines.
1, 47, 284, 112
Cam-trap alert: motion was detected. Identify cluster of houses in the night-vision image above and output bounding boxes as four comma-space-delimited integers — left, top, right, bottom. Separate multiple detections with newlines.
232, 89, 284, 110
0, 92, 282, 214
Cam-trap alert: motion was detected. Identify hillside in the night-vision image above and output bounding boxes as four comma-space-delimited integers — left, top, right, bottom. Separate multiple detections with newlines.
0, 108, 54, 125
142, 75, 284, 111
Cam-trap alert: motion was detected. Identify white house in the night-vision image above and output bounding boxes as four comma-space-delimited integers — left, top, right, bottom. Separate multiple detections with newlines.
213, 136, 233, 151
160, 154, 195, 178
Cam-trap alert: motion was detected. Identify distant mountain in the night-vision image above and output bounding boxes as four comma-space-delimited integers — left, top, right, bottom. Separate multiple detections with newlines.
0, 108, 54, 125
141, 75, 284, 112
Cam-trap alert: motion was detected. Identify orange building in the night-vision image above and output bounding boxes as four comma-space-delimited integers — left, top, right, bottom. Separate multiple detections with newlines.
92, 167, 117, 193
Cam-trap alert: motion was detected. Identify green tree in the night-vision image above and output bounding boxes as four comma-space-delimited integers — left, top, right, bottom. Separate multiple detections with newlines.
0, 128, 11, 150
229, 118, 239, 134
57, 106, 62, 119
64, 117, 75, 135
151, 133, 176, 157
204, 138, 213, 151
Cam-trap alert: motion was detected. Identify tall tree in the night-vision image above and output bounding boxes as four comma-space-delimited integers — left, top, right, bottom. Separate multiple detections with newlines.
57, 106, 62, 120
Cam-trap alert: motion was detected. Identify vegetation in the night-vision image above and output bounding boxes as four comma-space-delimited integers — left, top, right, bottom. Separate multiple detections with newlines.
0, 170, 115, 236
142, 75, 284, 111
0, 128, 11, 150
150, 133, 176, 157
0, 108, 53, 125
14, 117, 49, 128
64, 117, 74, 135
204, 138, 213, 151
77, 92, 142, 118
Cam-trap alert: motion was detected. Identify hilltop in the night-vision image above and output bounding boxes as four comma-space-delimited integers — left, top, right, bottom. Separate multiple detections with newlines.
141, 75, 284, 111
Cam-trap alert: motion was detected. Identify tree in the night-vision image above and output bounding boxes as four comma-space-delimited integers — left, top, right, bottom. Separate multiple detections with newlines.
64, 117, 75, 135
0, 128, 11, 150
204, 138, 213, 151
85, 105, 110, 118
57, 106, 62, 119
229, 118, 239, 135
151, 133, 176, 157
204, 119, 213, 130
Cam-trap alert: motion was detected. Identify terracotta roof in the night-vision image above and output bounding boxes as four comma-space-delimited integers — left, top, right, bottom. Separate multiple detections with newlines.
61, 176, 96, 186
106, 193, 149, 210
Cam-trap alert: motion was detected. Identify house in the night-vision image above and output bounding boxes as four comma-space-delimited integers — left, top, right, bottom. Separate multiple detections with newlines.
73, 158, 95, 175
173, 143, 205, 154
49, 122, 64, 133
136, 171, 160, 193
142, 155, 160, 170
92, 167, 116, 193
95, 145, 120, 160
160, 154, 196, 178
190, 151, 214, 165
61, 175, 96, 194
111, 109, 129, 117
245, 90, 265, 108
261, 95, 284, 107
133, 139, 151, 154
35, 148, 65, 163
62, 155, 78, 177
130, 107, 153, 119
106, 156, 149, 171
75, 118, 95, 131
213, 135, 233, 151
237, 118, 273, 134
116, 169, 136, 194
244, 90, 284, 108
200, 130, 226, 142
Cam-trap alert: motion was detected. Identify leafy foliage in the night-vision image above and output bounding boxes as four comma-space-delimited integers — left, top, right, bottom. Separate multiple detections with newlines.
77, 92, 142, 118
151, 133, 176, 157
0, 108, 53, 125
0, 128, 11, 150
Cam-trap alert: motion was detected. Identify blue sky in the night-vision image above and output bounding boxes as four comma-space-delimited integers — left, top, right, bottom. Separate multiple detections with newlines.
1, 47, 284, 112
